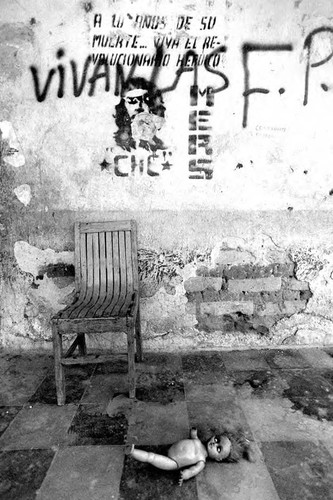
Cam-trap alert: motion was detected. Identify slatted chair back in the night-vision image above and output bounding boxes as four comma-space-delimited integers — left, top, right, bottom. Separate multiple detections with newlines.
60, 220, 139, 319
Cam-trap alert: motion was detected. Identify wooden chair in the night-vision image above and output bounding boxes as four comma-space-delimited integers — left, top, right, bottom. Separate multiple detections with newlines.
51, 220, 142, 405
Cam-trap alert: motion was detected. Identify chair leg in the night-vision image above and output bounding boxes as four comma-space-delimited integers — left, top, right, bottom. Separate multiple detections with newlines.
127, 327, 136, 398
52, 322, 66, 406
135, 308, 143, 362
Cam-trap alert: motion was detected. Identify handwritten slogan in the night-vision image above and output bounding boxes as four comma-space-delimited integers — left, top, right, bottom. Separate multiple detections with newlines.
91, 13, 221, 68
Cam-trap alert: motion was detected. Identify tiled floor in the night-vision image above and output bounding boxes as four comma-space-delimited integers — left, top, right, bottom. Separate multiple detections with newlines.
0, 347, 333, 499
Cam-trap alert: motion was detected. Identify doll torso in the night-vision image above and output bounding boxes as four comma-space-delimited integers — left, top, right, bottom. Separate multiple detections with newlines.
167, 438, 208, 468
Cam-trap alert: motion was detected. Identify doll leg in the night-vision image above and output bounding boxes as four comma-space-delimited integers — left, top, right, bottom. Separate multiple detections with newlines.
129, 446, 178, 470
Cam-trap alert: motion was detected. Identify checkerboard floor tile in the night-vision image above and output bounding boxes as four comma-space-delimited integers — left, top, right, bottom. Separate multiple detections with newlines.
0, 348, 332, 499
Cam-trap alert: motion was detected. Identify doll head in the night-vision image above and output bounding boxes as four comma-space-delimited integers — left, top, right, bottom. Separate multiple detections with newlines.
206, 435, 232, 462
207, 430, 255, 463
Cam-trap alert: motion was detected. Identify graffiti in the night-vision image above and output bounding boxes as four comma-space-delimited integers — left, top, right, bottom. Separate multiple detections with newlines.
30, 44, 227, 102
30, 49, 111, 101
303, 26, 333, 105
188, 85, 213, 179
30, 26, 333, 130
101, 150, 172, 176
241, 43, 293, 128
92, 33, 141, 49
91, 52, 170, 66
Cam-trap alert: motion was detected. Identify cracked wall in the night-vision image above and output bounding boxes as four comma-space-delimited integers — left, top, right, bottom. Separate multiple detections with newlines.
1, 0, 333, 350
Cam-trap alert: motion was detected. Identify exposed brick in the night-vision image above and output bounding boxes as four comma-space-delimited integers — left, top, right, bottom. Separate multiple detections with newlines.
196, 315, 235, 332
205, 278, 223, 291
223, 266, 248, 279
272, 263, 295, 277
239, 291, 262, 302
227, 277, 281, 293
202, 289, 220, 302
282, 289, 301, 301
282, 300, 307, 314
208, 268, 223, 277
219, 290, 241, 301
256, 302, 282, 316
185, 292, 202, 303
249, 265, 274, 279
284, 278, 310, 291
200, 301, 254, 315
259, 291, 283, 303
223, 263, 294, 280
184, 277, 222, 293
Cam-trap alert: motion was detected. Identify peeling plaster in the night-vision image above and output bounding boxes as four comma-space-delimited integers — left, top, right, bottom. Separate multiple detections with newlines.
0, 121, 25, 168
14, 184, 31, 205
296, 251, 333, 320
14, 241, 74, 278
290, 247, 326, 282
271, 313, 333, 345
30, 274, 74, 310
266, 248, 333, 345
211, 235, 289, 268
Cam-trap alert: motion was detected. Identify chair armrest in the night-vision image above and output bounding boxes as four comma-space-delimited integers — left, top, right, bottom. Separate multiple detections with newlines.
127, 290, 139, 317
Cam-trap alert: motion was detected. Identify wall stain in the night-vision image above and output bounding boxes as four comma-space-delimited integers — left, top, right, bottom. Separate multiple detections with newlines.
38, 263, 75, 279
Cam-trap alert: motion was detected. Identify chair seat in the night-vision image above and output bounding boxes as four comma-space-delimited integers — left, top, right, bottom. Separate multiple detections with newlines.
56, 292, 134, 320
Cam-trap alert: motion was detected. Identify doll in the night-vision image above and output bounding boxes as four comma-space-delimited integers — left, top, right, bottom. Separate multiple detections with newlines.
126, 427, 255, 485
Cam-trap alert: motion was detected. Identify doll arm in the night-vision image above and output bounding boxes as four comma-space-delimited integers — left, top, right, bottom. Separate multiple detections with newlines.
178, 461, 206, 486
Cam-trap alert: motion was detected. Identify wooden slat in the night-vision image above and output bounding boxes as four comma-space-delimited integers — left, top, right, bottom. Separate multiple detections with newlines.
125, 230, 134, 291
111, 231, 127, 316
55, 316, 127, 334
73, 232, 95, 318
102, 231, 121, 316
95, 231, 114, 317
80, 220, 132, 233
120, 231, 134, 315
60, 232, 88, 319
78, 232, 101, 317
74, 222, 81, 291
88, 231, 108, 316
80, 232, 88, 291
130, 221, 139, 290
77, 233, 100, 317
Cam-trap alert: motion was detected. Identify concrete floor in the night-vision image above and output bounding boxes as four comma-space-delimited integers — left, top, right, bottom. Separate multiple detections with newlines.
0, 347, 333, 499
